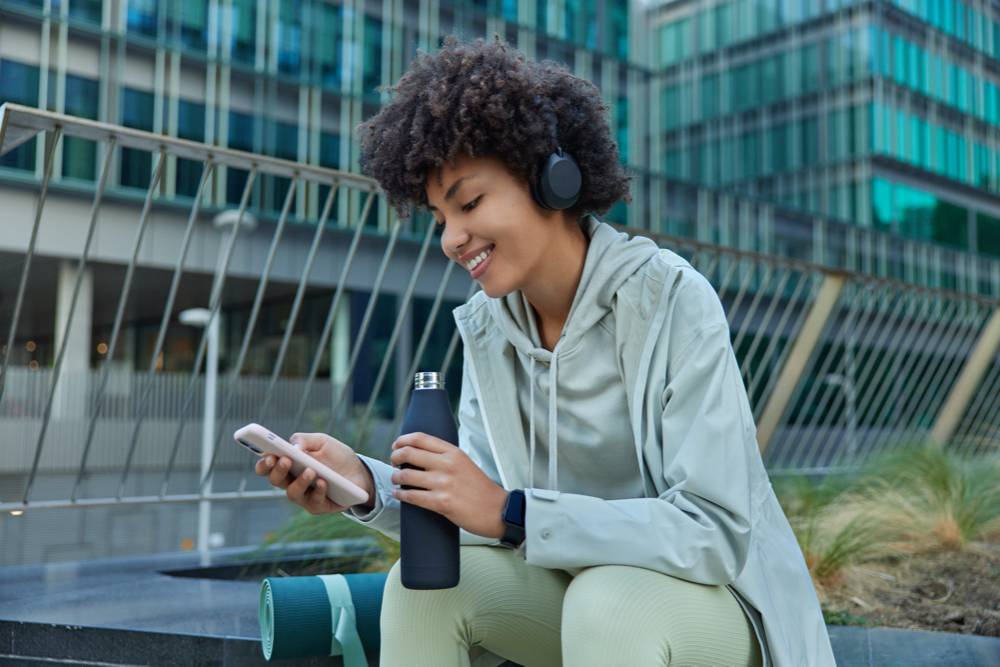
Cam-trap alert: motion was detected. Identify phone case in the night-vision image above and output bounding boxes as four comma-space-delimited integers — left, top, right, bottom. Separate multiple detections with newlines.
234, 423, 370, 507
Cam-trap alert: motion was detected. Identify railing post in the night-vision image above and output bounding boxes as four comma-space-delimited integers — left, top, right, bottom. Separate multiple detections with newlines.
756, 272, 847, 453
930, 307, 1000, 447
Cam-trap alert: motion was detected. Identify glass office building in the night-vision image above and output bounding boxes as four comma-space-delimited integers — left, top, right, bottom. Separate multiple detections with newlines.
0, 0, 648, 380
651, 0, 1000, 258
0, 0, 642, 227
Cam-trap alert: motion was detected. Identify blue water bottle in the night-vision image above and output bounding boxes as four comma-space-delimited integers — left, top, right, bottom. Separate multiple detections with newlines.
398, 371, 460, 589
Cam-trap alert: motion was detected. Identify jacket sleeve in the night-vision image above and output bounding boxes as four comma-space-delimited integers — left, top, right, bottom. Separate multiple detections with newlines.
522, 280, 756, 585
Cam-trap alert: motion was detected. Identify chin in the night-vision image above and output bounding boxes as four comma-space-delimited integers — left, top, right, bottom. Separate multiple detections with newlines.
479, 279, 515, 300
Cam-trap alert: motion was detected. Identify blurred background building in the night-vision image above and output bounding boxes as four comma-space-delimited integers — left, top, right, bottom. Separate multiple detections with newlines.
1, 0, 999, 566
652, 0, 1000, 257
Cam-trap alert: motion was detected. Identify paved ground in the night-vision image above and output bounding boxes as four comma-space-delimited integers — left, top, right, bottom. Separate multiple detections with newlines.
0, 545, 997, 666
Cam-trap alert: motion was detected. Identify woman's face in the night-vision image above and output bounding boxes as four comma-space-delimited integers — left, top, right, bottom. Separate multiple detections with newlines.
426, 153, 575, 299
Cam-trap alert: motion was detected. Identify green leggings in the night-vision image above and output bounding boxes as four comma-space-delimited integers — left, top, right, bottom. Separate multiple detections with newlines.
379, 546, 763, 667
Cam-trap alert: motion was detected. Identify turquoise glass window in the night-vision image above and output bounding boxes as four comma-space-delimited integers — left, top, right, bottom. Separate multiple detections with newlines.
230, 0, 257, 64
0, 60, 39, 172
871, 178, 893, 231
977, 213, 1000, 257
62, 74, 98, 182
175, 100, 206, 198
120, 88, 154, 189
128, 0, 158, 37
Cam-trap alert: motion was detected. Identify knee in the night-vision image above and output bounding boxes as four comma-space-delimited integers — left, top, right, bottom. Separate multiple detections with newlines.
562, 566, 686, 642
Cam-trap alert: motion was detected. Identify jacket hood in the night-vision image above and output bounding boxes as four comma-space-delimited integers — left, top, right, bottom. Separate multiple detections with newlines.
487, 216, 661, 359
480, 216, 661, 491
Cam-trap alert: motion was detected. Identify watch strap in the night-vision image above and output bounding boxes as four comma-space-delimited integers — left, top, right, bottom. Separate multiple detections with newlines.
500, 489, 526, 549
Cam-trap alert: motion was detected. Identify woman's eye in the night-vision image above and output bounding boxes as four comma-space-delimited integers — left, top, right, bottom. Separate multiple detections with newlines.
462, 196, 481, 212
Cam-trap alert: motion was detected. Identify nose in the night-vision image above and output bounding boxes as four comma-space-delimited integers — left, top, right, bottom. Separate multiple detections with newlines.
440, 221, 470, 260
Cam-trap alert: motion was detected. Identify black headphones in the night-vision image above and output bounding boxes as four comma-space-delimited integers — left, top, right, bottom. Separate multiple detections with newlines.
530, 100, 582, 211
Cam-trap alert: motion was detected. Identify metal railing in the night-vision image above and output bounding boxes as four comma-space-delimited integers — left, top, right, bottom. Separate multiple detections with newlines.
2, 103, 999, 517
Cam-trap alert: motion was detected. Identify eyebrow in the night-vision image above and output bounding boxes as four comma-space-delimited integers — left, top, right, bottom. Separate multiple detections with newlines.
428, 175, 476, 211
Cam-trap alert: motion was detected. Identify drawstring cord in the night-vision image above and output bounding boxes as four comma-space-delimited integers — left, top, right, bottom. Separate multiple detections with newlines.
528, 354, 536, 490
548, 352, 558, 491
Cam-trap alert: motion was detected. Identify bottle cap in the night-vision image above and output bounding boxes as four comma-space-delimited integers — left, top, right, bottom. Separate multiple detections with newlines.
414, 372, 444, 389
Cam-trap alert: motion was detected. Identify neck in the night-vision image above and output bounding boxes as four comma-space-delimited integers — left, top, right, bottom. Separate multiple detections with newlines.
522, 221, 589, 351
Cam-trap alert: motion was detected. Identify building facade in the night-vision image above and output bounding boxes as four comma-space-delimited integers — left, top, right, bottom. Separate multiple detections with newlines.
650, 0, 1000, 257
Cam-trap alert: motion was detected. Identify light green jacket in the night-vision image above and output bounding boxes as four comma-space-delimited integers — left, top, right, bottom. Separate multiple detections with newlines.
350, 217, 835, 667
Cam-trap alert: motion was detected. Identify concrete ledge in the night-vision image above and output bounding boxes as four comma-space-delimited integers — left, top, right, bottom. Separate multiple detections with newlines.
1, 546, 998, 666
0, 620, 373, 666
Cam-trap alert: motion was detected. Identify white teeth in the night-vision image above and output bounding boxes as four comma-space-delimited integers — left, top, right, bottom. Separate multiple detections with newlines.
465, 248, 492, 272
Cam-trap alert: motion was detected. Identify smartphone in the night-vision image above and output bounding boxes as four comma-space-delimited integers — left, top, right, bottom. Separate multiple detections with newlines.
234, 423, 369, 507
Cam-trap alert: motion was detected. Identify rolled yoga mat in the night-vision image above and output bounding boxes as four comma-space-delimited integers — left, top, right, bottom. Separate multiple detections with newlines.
259, 572, 389, 664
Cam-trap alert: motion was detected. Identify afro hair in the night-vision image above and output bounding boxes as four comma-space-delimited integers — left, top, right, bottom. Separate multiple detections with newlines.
356, 35, 633, 223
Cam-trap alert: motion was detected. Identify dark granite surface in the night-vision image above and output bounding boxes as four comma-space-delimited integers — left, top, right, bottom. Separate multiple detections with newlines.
0, 544, 998, 666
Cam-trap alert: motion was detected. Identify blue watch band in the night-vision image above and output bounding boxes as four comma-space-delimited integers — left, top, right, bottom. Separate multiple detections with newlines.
500, 489, 526, 549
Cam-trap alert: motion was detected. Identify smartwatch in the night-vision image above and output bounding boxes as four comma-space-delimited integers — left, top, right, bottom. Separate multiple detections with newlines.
500, 489, 526, 548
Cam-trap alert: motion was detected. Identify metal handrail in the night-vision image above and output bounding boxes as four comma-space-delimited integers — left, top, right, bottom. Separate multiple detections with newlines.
2, 103, 1000, 517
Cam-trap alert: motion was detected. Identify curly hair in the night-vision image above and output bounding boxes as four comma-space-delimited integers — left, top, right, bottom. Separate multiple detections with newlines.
356, 35, 633, 223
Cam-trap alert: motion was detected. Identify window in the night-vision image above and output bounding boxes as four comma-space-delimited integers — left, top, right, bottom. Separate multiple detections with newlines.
606, 0, 628, 59
698, 8, 716, 53
871, 178, 893, 232
317, 132, 341, 210
976, 213, 1000, 257
227, 111, 255, 205
893, 35, 906, 86
127, 0, 158, 37
801, 42, 820, 94
715, 2, 732, 48
176, 100, 206, 198
660, 19, 691, 67
741, 131, 758, 180
316, 4, 343, 90
277, 0, 302, 76
699, 74, 717, 120
120, 88, 154, 189
802, 116, 819, 167
230, 0, 257, 64
69, 0, 102, 22
827, 109, 842, 162
169, 0, 207, 50
0, 61, 39, 172
760, 56, 780, 106
662, 85, 681, 130
362, 16, 383, 97
770, 122, 788, 172
62, 74, 99, 181
265, 121, 298, 212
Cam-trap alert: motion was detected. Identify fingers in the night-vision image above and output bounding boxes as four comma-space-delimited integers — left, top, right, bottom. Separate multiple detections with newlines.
286, 467, 347, 514
391, 432, 452, 454
392, 487, 447, 514
257, 455, 295, 489
389, 444, 441, 470
289, 432, 324, 451
390, 466, 434, 489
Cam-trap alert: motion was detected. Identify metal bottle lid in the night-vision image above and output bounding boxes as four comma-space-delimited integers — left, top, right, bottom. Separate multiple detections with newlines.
414, 372, 444, 389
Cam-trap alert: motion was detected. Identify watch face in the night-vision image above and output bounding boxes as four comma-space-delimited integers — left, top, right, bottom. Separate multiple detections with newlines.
505, 490, 526, 527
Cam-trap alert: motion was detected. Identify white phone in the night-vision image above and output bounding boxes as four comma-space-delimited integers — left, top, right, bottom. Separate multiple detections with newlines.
234, 423, 369, 507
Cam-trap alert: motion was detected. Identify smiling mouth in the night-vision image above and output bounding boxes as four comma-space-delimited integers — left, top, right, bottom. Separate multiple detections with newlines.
465, 247, 493, 272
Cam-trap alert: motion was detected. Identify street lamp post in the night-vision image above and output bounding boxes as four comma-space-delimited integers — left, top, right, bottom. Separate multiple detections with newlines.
178, 210, 256, 559
179, 307, 218, 559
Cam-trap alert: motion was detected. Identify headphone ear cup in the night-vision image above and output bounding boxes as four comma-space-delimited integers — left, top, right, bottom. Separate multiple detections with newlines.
534, 151, 582, 211
530, 177, 557, 211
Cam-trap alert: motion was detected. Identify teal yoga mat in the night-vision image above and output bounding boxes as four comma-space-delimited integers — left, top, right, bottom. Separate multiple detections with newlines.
259, 572, 388, 664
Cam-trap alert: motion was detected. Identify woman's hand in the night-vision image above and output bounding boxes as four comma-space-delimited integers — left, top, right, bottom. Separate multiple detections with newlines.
390, 432, 509, 540
254, 432, 376, 515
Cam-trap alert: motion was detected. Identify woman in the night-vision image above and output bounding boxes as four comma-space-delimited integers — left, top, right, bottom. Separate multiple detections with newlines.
257, 36, 835, 667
